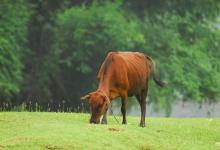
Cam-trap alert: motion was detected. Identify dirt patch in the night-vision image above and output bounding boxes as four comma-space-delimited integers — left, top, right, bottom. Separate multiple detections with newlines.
156, 129, 163, 133
108, 128, 120, 132
45, 145, 62, 150
139, 146, 152, 150
0, 145, 5, 150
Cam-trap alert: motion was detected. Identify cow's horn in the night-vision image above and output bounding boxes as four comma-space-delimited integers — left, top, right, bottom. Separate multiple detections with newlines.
80, 94, 90, 100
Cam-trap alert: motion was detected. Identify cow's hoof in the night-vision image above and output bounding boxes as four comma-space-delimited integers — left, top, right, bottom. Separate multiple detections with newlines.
122, 121, 127, 125
139, 123, 146, 128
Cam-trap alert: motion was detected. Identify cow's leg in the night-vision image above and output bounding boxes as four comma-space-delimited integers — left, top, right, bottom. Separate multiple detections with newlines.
121, 94, 128, 124
140, 91, 147, 127
101, 108, 108, 124
136, 90, 147, 127
135, 94, 142, 126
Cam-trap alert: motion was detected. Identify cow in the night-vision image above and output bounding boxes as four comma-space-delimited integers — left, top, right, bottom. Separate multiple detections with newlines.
81, 51, 166, 127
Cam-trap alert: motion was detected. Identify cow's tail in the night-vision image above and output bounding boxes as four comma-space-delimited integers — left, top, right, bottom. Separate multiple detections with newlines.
145, 55, 166, 87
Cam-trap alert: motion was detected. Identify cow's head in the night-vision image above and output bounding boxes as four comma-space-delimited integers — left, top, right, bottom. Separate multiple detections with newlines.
81, 91, 111, 124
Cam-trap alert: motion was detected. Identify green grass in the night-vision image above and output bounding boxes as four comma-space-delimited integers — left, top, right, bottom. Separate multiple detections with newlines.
0, 112, 220, 150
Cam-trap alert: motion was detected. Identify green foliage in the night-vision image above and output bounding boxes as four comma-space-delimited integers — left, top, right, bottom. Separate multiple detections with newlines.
125, 0, 220, 20
55, 2, 144, 70
140, 10, 220, 113
0, 0, 30, 100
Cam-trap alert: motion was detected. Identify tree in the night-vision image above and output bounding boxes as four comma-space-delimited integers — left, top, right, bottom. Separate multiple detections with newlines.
0, 0, 30, 109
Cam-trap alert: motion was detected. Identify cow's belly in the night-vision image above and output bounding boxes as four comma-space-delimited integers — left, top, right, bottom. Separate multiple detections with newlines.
127, 72, 147, 95
109, 77, 147, 98
127, 82, 147, 96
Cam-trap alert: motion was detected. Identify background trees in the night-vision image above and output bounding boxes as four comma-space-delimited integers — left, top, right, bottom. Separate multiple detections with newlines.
0, 0, 220, 115
0, 0, 30, 109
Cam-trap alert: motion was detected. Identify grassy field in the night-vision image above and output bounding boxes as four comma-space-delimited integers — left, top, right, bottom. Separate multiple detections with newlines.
0, 112, 220, 150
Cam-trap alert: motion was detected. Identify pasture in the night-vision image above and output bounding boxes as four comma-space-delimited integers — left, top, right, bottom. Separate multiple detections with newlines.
0, 112, 219, 150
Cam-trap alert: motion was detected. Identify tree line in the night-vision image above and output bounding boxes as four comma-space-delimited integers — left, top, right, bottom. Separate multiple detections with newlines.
0, 0, 220, 115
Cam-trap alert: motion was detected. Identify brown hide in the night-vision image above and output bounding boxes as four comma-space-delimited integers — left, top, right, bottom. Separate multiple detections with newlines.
98, 52, 150, 98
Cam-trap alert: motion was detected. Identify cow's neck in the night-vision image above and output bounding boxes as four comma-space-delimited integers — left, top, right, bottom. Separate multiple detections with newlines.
98, 80, 111, 98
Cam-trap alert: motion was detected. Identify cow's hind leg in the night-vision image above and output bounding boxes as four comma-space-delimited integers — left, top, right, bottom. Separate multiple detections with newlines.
101, 108, 108, 124
136, 90, 147, 127
121, 94, 128, 124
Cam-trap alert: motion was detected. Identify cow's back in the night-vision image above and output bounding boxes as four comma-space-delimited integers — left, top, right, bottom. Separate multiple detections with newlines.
98, 52, 150, 96
119, 52, 150, 95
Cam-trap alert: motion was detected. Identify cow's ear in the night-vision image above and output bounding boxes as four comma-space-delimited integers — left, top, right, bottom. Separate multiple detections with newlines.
80, 94, 90, 100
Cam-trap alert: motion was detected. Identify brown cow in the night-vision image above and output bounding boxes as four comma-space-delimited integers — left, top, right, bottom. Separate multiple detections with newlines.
81, 51, 165, 127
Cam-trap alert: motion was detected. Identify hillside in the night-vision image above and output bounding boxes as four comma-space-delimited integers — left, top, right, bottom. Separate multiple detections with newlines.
0, 112, 219, 150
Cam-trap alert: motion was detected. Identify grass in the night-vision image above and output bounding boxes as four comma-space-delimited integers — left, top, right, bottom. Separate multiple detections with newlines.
0, 112, 220, 150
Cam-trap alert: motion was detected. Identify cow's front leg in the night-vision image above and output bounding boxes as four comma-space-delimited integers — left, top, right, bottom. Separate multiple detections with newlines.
121, 94, 128, 124
101, 108, 108, 124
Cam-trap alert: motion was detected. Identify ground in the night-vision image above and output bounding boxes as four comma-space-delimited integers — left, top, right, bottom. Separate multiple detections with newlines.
0, 112, 220, 150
